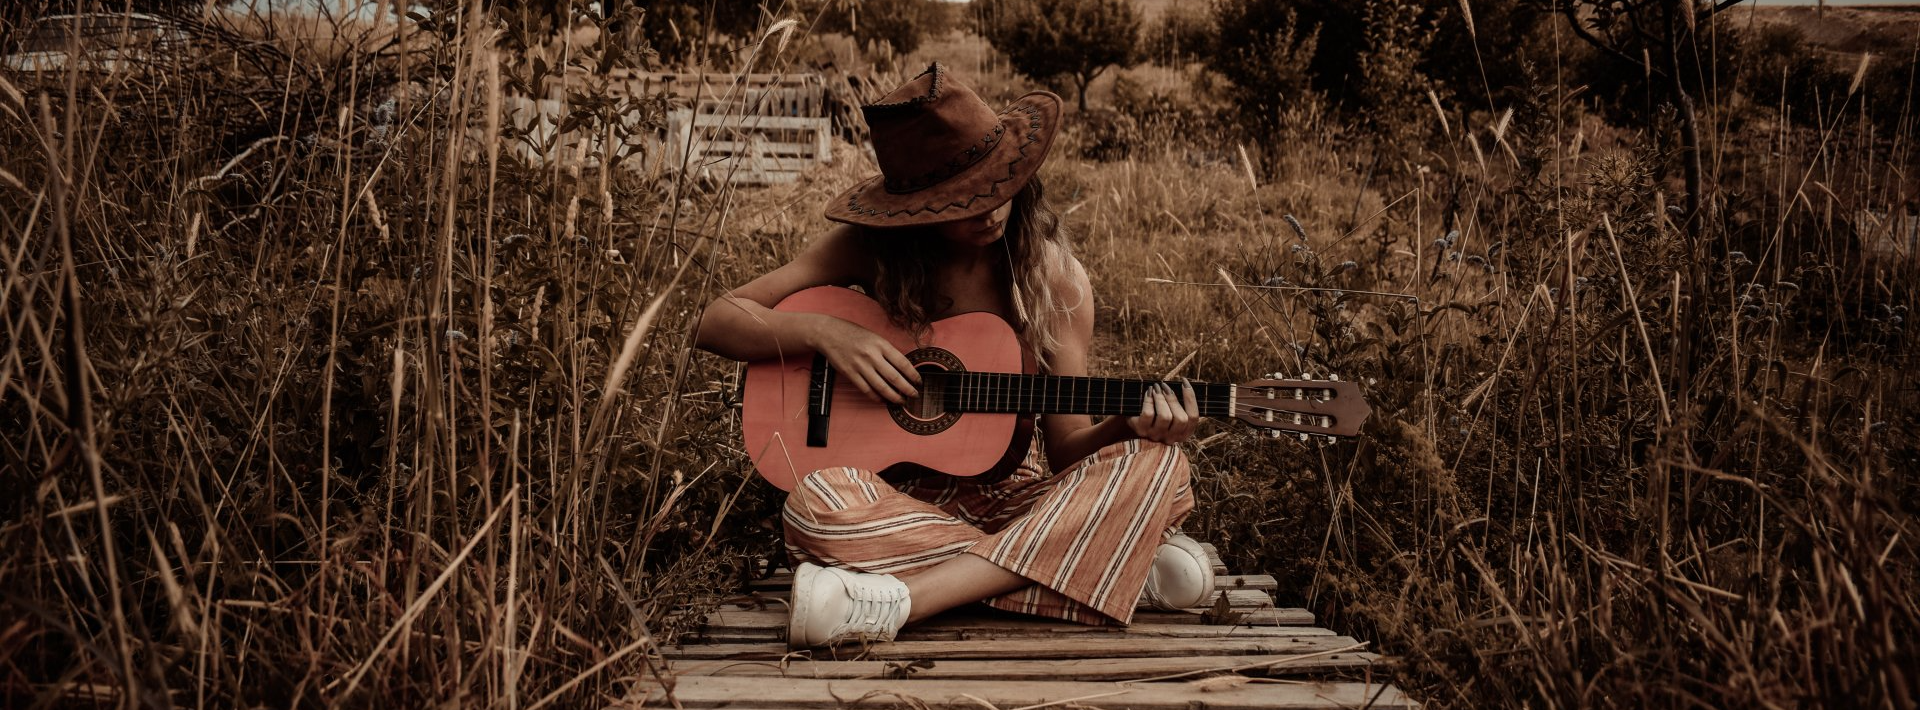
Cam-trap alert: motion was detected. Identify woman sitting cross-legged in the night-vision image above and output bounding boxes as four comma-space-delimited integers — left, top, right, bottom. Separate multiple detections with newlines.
694, 64, 1216, 648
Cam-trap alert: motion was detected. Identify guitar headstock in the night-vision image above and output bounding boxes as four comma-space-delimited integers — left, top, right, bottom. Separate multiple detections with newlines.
1233, 373, 1372, 443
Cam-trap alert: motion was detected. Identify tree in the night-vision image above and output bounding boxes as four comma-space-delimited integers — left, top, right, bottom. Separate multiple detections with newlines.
1353, 0, 1439, 139
972, 0, 1142, 111
627, 0, 767, 66
1144, 4, 1212, 67
1536, 0, 1750, 420
1539, 0, 1749, 239
1217, 0, 1361, 103
815, 0, 944, 58
1205, 0, 1320, 134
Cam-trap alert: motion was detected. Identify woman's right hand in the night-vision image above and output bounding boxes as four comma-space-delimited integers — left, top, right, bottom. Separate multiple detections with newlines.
806, 315, 921, 405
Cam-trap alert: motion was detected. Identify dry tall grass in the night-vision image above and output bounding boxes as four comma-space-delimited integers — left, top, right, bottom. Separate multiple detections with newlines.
0, 4, 759, 706
1, 3, 1916, 709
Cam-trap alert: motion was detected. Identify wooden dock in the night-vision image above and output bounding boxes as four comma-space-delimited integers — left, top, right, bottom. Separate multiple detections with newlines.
640, 543, 1419, 709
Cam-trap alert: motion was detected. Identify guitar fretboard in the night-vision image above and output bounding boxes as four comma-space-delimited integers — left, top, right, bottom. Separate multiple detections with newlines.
920, 371, 1234, 418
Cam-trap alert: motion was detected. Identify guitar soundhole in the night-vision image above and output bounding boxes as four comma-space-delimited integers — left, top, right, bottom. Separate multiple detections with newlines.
891, 347, 963, 436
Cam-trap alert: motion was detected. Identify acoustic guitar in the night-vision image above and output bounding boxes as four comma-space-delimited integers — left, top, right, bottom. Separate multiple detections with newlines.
742, 287, 1372, 491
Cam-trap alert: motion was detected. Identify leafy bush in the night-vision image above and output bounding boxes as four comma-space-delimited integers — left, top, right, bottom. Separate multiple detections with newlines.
632, 0, 765, 66
813, 0, 947, 58
1205, 0, 1321, 135
1354, 0, 1440, 140
972, 0, 1142, 111
1202, 0, 1553, 118
1739, 25, 1846, 121
1417, 0, 1550, 110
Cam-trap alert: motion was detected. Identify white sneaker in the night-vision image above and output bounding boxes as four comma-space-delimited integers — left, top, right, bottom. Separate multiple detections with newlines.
787, 562, 912, 649
1139, 533, 1216, 611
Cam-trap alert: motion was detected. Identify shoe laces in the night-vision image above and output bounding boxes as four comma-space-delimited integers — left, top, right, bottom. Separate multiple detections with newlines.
830, 577, 909, 641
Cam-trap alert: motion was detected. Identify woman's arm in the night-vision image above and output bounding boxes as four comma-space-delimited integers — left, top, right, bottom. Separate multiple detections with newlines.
1038, 257, 1198, 470
694, 225, 922, 404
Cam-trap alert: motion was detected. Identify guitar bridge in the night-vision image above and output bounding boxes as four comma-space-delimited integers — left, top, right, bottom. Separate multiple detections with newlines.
807, 353, 834, 447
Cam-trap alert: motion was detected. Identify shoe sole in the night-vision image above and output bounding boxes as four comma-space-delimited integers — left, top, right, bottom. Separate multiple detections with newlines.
787, 563, 821, 649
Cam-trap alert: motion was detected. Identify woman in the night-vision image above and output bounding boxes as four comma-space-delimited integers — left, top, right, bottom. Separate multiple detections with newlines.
695, 64, 1215, 648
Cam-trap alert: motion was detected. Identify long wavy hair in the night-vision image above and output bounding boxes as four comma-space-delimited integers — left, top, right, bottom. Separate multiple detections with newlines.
858, 176, 1081, 371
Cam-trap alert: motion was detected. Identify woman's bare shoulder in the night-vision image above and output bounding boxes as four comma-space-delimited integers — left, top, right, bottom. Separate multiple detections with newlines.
1048, 247, 1093, 310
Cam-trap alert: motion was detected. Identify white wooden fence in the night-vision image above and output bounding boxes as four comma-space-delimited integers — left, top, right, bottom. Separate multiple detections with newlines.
665, 108, 832, 185
660, 73, 834, 185
494, 70, 838, 186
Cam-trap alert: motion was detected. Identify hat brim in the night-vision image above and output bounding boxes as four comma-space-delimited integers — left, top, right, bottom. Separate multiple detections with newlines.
825, 90, 1063, 228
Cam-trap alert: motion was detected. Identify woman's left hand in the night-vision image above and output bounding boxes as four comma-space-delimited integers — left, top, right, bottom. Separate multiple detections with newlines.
1127, 379, 1199, 445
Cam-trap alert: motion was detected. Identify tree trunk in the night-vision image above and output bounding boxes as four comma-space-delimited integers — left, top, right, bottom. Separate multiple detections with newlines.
1663, 0, 1705, 420
1664, 0, 1704, 239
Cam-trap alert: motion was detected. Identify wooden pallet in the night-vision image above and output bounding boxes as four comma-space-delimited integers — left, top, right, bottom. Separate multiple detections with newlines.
664, 108, 832, 186
641, 543, 1419, 709
498, 70, 837, 183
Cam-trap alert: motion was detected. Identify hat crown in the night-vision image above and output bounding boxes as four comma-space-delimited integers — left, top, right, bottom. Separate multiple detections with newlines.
861, 64, 1008, 195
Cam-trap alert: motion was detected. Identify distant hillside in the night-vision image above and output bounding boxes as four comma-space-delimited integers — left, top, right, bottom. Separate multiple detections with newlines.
1742, 4, 1920, 54
1124, 2, 1918, 53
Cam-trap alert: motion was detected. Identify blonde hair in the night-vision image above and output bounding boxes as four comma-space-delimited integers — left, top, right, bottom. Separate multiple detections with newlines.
860, 176, 1081, 370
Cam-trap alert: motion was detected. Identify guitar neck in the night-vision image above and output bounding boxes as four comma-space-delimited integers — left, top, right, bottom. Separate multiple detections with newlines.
922, 371, 1234, 418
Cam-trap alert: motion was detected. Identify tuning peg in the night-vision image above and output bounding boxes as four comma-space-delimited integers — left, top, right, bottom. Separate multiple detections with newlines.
1265, 429, 1283, 439
1297, 432, 1309, 442
1300, 372, 1314, 380
1329, 374, 1340, 381
1319, 434, 1337, 444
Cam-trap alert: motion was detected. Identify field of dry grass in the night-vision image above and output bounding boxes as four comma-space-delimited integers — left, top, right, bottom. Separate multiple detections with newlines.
2, 2, 1917, 709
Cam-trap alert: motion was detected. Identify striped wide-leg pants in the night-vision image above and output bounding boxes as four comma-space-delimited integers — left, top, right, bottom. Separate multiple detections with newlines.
781, 439, 1193, 626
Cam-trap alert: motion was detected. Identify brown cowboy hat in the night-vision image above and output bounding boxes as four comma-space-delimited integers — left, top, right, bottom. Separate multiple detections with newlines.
825, 63, 1063, 228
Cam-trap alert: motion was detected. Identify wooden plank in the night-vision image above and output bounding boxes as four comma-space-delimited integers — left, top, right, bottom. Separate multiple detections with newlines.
690, 611, 1335, 643
661, 635, 1364, 661
1133, 607, 1315, 626
667, 652, 1384, 681
700, 139, 823, 157
724, 170, 802, 186
629, 676, 1417, 709
1200, 542, 1230, 574
731, 588, 1274, 608
685, 154, 821, 172
1203, 589, 1276, 609
693, 605, 1314, 631
1219, 574, 1278, 591
909, 618, 1332, 640
745, 574, 1275, 595
686, 114, 832, 130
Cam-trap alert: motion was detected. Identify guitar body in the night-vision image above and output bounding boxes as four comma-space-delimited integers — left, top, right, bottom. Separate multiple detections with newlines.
743, 287, 1033, 492
741, 289, 1375, 492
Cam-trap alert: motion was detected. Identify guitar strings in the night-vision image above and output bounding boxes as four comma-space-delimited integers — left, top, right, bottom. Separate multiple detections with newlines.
819, 375, 1337, 417
815, 377, 1341, 432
